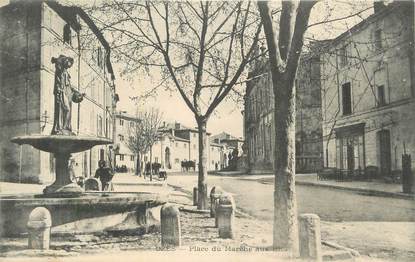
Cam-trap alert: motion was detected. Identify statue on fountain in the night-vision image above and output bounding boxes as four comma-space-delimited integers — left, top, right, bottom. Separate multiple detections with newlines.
51, 55, 84, 135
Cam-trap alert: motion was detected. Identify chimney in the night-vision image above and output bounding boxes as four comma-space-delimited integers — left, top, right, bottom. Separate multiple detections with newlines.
374, 0, 386, 13
175, 122, 181, 130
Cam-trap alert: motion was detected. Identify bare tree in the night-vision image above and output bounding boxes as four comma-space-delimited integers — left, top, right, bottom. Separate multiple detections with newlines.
89, 1, 263, 209
142, 108, 163, 181
257, 0, 318, 255
125, 115, 147, 176
125, 108, 163, 180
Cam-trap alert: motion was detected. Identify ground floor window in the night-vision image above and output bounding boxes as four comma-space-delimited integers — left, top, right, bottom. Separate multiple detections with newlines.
336, 134, 364, 171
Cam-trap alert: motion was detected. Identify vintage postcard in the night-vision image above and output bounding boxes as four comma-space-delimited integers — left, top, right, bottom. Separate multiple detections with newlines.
0, 0, 414, 261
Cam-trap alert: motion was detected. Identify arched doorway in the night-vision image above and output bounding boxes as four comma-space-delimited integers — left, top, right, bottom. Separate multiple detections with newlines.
165, 147, 171, 169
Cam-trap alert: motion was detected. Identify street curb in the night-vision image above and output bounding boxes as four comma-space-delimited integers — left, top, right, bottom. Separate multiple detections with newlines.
113, 182, 166, 187
296, 180, 415, 200
323, 241, 360, 257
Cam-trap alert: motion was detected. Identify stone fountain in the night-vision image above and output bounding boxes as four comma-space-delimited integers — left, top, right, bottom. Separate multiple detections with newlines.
0, 55, 165, 237
11, 55, 112, 197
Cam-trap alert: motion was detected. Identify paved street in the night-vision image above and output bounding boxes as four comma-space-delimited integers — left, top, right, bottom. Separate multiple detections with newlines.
161, 172, 415, 261
164, 173, 415, 222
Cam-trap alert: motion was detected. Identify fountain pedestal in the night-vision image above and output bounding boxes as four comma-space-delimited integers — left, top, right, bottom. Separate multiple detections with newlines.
11, 135, 112, 197
43, 152, 82, 196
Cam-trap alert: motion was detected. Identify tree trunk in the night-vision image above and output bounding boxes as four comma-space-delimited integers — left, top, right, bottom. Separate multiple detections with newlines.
196, 117, 208, 210
150, 147, 153, 181
136, 152, 141, 176
273, 77, 298, 255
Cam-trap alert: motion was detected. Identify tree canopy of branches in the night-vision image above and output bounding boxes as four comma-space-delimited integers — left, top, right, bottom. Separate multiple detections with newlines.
257, 0, 318, 256
125, 108, 163, 179
90, 1, 263, 209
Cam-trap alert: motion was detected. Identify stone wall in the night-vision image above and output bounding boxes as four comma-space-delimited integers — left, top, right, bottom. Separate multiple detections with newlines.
0, 2, 42, 182
0, 1, 116, 182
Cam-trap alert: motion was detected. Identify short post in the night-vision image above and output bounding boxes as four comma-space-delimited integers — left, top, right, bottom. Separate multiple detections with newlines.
210, 186, 224, 218
402, 154, 413, 193
193, 187, 198, 206
27, 207, 52, 250
216, 193, 235, 239
160, 204, 181, 247
214, 198, 220, 228
299, 214, 322, 262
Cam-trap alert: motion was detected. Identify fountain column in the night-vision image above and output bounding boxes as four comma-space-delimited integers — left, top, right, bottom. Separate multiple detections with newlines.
43, 153, 78, 195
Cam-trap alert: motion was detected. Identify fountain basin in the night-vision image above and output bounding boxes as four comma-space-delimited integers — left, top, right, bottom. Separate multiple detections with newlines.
0, 192, 167, 237
11, 135, 113, 195
11, 135, 112, 154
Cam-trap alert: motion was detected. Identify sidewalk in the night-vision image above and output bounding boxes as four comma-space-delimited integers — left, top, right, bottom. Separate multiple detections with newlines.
295, 174, 414, 199
250, 173, 414, 199
223, 172, 414, 199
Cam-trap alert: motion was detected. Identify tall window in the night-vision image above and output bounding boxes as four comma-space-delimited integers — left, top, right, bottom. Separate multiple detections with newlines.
374, 29, 382, 50
119, 154, 124, 161
342, 82, 352, 115
377, 85, 386, 106
339, 45, 348, 67
97, 115, 103, 136
63, 24, 71, 45
100, 149, 105, 161
119, 119, 124, 126
130, 155, 135, 161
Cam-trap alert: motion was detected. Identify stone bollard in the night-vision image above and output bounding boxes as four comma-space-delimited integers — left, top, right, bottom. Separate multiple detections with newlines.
299, 214, 322, 262
193, 187, 198, 206
402, 154, 413, 193
27, 207, 52, 250
216, 193, 235, 239
210, 186, 224, 218
160, 204, 181, 247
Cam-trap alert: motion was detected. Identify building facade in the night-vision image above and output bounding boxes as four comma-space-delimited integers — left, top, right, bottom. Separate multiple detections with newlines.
0, 0, 117, 183
244, 47, 324, 173
210, 132, 244, 169
113, 113, 139, 171
321, 1, 415, 177
113, 117, 225, 172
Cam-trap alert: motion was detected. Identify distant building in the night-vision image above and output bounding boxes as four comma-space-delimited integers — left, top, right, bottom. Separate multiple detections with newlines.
244, 44, 324, 173
0, 0, 117, 183
113, 112, 139, 171
321, 1, 415, 177
113, 118, 224, 172
210, 132, 244, 169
